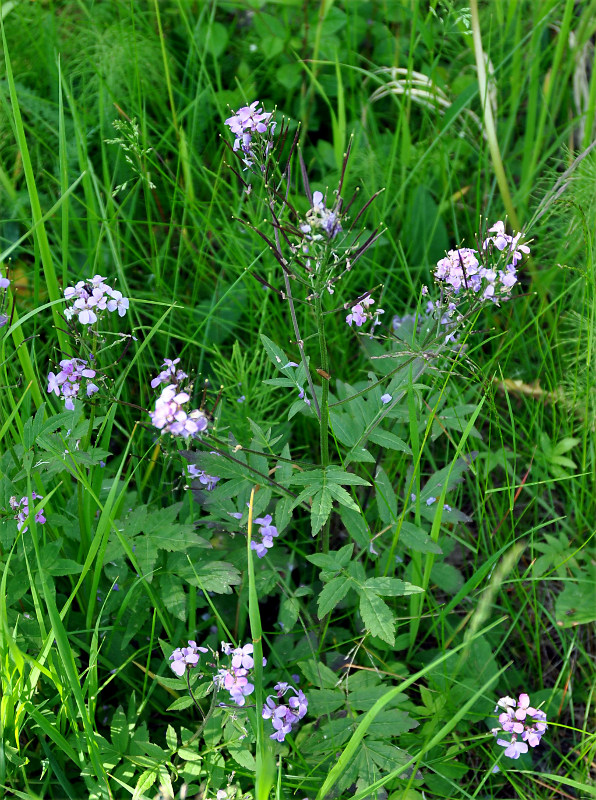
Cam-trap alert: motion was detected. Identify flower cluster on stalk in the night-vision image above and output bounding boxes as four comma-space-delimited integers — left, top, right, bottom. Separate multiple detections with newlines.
47, 357, 99, 410
250, 514, 279, 558
169, 640, 209, 677
149, 359, 208, 439
216, 642, 265, 707
63, 275, 129, 326
9, 493, 46, 533
224, 101, 276, 170
262, 682, 308, 742
491, 693, 547, 759
433, 221, 529, 305
346, 294, 384, 333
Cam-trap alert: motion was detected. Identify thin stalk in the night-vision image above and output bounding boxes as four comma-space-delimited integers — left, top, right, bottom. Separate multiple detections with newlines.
315, 292, 331, 553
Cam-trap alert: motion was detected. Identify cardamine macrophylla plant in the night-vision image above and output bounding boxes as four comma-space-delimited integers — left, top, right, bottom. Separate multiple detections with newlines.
166, 639, 308, 743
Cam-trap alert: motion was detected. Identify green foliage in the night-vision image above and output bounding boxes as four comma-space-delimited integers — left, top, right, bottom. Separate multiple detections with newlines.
0, 1, 595, 798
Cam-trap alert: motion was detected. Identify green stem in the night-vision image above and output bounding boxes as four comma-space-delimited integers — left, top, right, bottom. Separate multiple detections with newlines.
315, 292, 331, 553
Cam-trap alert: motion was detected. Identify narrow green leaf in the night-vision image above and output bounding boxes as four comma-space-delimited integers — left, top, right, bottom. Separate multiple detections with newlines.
311, 488, 333, 536
359, 590, 395, 645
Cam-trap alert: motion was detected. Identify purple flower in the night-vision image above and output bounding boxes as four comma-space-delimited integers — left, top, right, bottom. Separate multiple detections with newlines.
9, 493, 46, 533
185, 465, 220, 490
47, 358, 99, 409
216, 666, 254, 706
224, 101, 275, 169
346, 303, 367, 327
63, 276, 129, 326
262, 683, 308, 742
493, 693, 547, 758
0, 276, 10, 289
497, 737, 528, 759
168, 640, 208, 677
380, 393, 392, 404
150, 384, 208, 439
250, 514, 279, 558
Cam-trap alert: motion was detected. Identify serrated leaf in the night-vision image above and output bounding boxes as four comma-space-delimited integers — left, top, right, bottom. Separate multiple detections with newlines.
430, 562, 464, 594
160, 573, 187, 621
400, 521, 443, 554
362, 577, 424, 597
166, 725, 177, 750
166, 695, 196, 712
368, 429, 411, 454
260, 333, 292, 372
326, 467, 370, 486
311, 488, 333, 536
327, 482, 360, 512
228, 746, 256, 771
298, 659, 339, 689
186, 561, 242, 594
359, 589, 395, 645
339, 506, 371, 548
307, 544, 353, 572
374, 467, 396, 525
132, 768, 157, 800
317, 576, 352, 618
307, 688, 345, 715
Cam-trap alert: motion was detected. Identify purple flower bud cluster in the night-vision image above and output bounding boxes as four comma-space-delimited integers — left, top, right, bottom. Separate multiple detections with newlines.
346, 295, 384, 332
434, 221, 529, 304
216, 642, 267, 706
250, 514, 279, 558
149, 360, 208, 439
63, 275, 129, 325
262, 682, 308, 742
9, 493, 46, 533
0, 274, 9, 328
186, 464, 220, 490
224, 101, 275, 170
300, 191, 342, 240
47, 358, 100, 410
169, 640, 209, 677
492, 693, 547, 759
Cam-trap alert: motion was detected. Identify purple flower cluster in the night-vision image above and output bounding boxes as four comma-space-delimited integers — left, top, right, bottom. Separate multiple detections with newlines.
216, 642, 266, 706
492, 693, 548, 759
10, 493, 46, 533
151, 357, 188, 389
47, 358, 99, 410
262, 682, 308, 742
63, 275, 129, 325
250, 514, 279, 558
169, 640, 209, 677
0, 274, 9, 328
300, 191, 342, 240
346, 295, 384, 332
224, 101, 275, 169
434, 221, 529, 304
149, 360, 208, 439
186, 464, 220, 490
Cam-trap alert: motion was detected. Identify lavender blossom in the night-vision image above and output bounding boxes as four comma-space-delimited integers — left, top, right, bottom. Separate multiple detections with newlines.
224, 101, 275, 169
63, 275, 129, 326
9, 493, 46, 533
300, 191, 342, 240
346, 295, 383, 331
185, 464, 220, 490
168, 640, 208, 677
47, 358, 100, 410
262, 682, 308, 742
250, 514, 279, 558
492, 693, 547, 759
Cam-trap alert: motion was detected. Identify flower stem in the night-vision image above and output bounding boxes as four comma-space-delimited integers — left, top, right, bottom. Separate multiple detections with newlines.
315, 292, 331, 554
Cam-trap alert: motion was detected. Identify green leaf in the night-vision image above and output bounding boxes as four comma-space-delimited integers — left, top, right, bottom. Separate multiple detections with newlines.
359, 590, 395, 645
339, 506, 371, 549
160, 573, 187, 621
186, 560, 242, 594
430, 562, 464, 594
298, 659, 339, 689
132, 768, 157, 800
228, 746, 256, 771
307, 688, 346, 715
374, 467, 397, 525
326, 467, 370, 486
400, 522, 443, 554
362, 577, 423, 597
327, 483, 360, 511
166, 695, 196, 712
311, 488, 333, 536
317, 576, 352, 618
307, 544, 353, 572
368, 429, 411, 454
